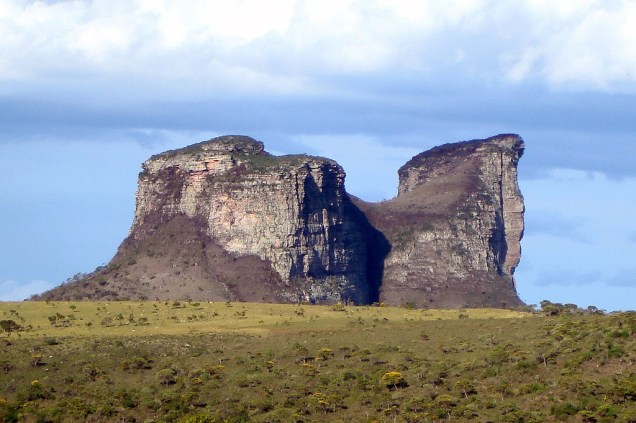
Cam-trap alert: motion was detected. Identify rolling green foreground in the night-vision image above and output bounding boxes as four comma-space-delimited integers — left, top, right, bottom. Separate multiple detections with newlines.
1, 301, 635, 422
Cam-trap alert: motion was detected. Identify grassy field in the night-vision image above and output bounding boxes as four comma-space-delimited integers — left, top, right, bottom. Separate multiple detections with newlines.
1, 301, 635, 422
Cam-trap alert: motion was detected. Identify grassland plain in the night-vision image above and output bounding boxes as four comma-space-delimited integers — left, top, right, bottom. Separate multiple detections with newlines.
1, 301, 635, 422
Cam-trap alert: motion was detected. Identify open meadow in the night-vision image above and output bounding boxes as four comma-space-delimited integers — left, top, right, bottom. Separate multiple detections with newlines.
1, 301, 635, 422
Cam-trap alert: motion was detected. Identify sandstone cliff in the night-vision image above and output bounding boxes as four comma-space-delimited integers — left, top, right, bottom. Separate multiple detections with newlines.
35, 134, 525, 308
355, 134, 525, 307
38, 136, 374, 303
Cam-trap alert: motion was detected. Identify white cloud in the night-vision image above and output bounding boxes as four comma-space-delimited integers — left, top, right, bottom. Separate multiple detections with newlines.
2, 0, 635, 94
545, 4, 636, 90
67, 16, 134, 64
500, 0, 636, 91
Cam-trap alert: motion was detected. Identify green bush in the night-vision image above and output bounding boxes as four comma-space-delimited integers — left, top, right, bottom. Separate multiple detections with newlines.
156, 368, 178, 385
178, 414, 215, 423
381, 371, 408, 389
0, 320, 22, 333
551, 402, 579, 418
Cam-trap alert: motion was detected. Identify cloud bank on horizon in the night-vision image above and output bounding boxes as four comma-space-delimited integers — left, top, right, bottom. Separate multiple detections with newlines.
2, 0, 635, 91
1, 0, 635, 310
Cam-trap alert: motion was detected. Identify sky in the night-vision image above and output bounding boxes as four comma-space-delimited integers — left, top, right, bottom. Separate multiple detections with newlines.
1, 0, 635, 311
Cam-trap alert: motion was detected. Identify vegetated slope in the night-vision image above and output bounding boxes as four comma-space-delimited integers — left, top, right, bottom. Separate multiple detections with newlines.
1, 301, 635, 422
38, 215, 288, 302
34, 134, 525, 308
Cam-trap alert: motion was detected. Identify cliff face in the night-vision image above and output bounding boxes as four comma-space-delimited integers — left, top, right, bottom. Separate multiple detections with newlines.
35, 134, 525, 308
356, 134, 525, 307
121, 135, 370, 304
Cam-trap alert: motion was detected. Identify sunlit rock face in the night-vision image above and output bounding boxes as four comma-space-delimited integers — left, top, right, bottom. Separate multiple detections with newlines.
35, 134, 525, 308
356, 134, 525, 308
129, 135, 372, 304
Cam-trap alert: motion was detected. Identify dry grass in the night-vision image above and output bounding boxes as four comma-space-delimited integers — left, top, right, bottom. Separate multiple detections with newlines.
2, 301, 634, 422
0, 301, 528, 339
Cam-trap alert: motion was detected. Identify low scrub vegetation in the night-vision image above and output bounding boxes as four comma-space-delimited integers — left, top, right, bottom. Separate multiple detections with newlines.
0, 301, 634, 422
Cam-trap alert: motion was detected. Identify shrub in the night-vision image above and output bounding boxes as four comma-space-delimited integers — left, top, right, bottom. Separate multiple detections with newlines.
44, 337, 60, 345
0, 320, 22, 333
157, 368, 178, 385
300, 363, 318, 376
122, 356, 154, 371
596, 403, 619, 418
551, 402, 579, 418
178, 414, 215, 423
0, 397, 19, 422
317, 348, 334, 360
48, 313, 71, 327
61, 397, 95, 418
612, 373, 636, 401
25, 380, 52, 401
205, 365, 225, 378
606, 342, 626, 358
100, 317, 114, 327
331, 303, 346, 312
433, 394, 457, 419
381, 371, 408, 389
0, 362, 13, 374
31, 354, 44, 367
540, 300, 565, 316
454, 379, 477, 397
115, 388, 139, 409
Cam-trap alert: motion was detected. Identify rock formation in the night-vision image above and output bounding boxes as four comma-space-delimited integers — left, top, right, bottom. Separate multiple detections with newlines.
34, 134, 525, 308
356, 134, 525, 307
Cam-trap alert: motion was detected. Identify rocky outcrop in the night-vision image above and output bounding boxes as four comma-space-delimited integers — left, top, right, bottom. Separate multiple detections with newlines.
35, 134, 525, 308
356, 134, 525, 307
90, 135, 370, 304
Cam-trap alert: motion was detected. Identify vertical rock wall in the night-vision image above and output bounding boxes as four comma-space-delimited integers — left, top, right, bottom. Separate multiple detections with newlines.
130, 136, 370, 304
366, 134, 525, 307
34, 133, 525, 308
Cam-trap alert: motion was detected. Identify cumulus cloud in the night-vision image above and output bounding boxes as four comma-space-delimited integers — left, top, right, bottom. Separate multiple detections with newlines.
2, 0, 635, 95
500, 1, 636, 91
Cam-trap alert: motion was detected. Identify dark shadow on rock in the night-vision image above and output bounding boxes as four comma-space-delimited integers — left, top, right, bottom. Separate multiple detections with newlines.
344, 194, 391, 304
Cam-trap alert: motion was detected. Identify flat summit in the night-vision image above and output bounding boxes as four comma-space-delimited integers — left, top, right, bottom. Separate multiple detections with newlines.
35, 134, 525, 308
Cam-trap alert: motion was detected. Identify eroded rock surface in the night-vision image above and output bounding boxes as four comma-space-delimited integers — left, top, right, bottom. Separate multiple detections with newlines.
35, 134, 525, 308
356, 134, 525, 307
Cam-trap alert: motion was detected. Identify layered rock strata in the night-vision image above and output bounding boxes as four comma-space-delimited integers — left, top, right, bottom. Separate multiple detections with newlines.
356, 134, 525, 307
128, 136, 375, 303
35, 134, 525, 308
